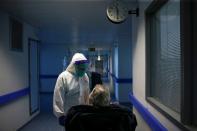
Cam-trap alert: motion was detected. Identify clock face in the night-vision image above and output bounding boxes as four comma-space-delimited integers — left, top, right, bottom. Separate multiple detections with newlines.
106, 0, 128, 23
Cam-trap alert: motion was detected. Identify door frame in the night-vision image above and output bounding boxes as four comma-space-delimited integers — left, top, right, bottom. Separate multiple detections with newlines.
28, 38, 41, 115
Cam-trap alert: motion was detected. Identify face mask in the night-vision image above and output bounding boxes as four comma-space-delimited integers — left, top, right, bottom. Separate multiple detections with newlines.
75, 64, 87, 77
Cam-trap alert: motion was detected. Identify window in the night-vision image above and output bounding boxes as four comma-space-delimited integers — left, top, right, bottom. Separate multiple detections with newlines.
145, 0, 197, 129
147, 0, 181, 112
10, 18, 23, 51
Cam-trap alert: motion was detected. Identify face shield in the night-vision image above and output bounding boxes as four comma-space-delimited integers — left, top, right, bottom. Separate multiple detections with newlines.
74, 61, 88, 77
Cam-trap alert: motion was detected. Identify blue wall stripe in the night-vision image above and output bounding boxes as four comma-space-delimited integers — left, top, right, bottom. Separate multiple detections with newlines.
129, 93, 167, 131
0, 87, 30, 106
40, 75, 58, 79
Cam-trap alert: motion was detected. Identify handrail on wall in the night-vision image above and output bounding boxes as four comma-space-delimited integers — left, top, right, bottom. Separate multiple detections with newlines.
0, 88, 29, 106
129, 93, 167, 131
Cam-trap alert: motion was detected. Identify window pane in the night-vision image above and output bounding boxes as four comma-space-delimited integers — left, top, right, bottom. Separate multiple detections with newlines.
10, 18, 23, 51
150, 0, 180, 113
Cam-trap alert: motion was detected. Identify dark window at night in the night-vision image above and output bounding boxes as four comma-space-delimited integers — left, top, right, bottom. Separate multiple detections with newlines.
10, 18, 23, 51
146, 0, 183, 125
146, 0, 197, 129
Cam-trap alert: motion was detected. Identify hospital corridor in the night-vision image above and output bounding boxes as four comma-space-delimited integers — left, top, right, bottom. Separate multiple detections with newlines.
0, 0, 197, 131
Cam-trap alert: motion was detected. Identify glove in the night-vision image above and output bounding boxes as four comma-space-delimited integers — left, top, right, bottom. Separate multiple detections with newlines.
58, 116, 66, 126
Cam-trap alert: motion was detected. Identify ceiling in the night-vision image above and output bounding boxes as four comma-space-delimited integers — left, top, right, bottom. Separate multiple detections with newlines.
0, 0, 137, 48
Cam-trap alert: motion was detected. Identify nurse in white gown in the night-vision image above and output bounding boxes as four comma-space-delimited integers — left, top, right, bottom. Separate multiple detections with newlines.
53, 53, 90, 126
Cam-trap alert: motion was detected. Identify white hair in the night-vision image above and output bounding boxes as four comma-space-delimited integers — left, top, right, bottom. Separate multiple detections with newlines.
89, 84, 110, 106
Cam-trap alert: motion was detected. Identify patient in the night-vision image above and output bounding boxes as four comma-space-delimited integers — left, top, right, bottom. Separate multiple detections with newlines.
64, 84, 137, 131
89, 84, 110, 106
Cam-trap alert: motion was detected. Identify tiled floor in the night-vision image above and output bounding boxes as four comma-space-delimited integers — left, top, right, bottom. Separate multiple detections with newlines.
18, 112, 64, 131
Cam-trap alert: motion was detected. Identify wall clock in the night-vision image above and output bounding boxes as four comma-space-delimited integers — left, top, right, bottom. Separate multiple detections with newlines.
106, 0, 128, 23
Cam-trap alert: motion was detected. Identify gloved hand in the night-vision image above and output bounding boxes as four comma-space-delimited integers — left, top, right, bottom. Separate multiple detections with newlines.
58, 116, 66, 126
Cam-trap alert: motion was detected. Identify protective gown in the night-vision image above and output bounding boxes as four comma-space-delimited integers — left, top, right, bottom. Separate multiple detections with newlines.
53, 53, 89, 118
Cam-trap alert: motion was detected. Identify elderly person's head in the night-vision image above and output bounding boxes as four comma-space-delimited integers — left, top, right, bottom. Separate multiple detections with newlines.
89, 84, 110, 106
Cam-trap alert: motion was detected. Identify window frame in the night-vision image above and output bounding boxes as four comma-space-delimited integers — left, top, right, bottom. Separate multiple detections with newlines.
9, 17, 23, 52
145, 0, 194, 130
192, 1, 197, 126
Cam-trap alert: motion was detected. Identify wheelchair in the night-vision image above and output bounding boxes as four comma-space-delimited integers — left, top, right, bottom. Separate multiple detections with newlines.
64, 104, 137, 131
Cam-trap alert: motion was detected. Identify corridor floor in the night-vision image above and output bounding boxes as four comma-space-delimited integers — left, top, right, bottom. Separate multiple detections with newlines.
18, 103, 132, 131
18, 112, 64, 131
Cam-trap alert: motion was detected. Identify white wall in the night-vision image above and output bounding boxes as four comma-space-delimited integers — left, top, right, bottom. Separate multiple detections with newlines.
132, 1, 181, 131
0, 11, 39, 131
133, 108, 152, 131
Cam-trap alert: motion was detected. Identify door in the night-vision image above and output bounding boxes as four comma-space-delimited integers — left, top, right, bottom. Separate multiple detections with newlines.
95, 60, 103, 76
28, 38, 40, 115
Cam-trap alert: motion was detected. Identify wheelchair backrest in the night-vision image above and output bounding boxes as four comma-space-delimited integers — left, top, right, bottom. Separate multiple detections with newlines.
65, 105, 137, 131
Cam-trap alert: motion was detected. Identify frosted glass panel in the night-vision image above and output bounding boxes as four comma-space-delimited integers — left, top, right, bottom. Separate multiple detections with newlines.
150, 0, 180, 113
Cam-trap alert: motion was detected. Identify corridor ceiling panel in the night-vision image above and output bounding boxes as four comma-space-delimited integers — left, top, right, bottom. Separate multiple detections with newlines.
0, 0, 137, 47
